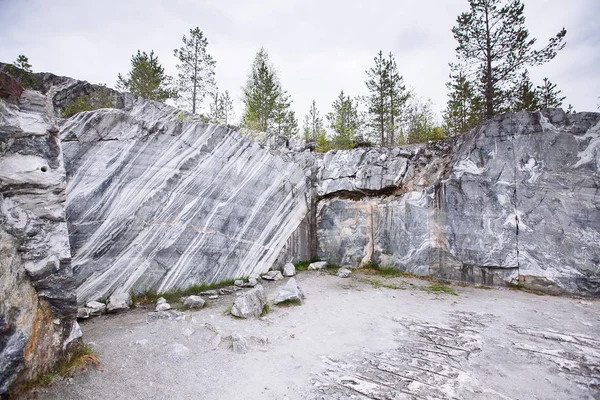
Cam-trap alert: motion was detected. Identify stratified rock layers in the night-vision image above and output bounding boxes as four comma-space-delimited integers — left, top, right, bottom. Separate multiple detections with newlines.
317, 111, 600, 296
61, 101, 309, 304
0, 85, 79, 396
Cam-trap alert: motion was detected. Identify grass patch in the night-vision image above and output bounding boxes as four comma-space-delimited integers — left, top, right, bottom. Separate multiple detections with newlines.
294, 258, 320, 271
274, 298, 302, 307
259, 303, 271, 317
132, 279, 237, 305
223, 305, 233, 315
424, 285, 458, 296
13, 344, 99, 395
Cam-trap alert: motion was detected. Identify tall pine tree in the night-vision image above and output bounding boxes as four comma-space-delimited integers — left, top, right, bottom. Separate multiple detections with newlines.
536, 77, 565, 110
326, 91, 361, 149
117, 50, 175, 102
443, 71, 482, 136
452, 0, 566, 118
208, 90, 235, 125
512, 70, 539, 111
242, 48, 296, 137
302, 100, 326, 143
386, 53, 409, 146
365, 51, 389, 146
174, 27, 216, 114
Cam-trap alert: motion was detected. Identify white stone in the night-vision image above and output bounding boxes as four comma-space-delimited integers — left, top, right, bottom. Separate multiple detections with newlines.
337, 267, 352, 278
106, 292, 132, 313
308, 261, 328, 270
230, 285, 267, 318
183, 295, 205, 310
283, 263, 296, 277
274, 278, 305, 305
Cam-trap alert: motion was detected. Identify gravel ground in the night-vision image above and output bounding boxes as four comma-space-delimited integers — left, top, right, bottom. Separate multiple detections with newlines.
26, 271, 600, 400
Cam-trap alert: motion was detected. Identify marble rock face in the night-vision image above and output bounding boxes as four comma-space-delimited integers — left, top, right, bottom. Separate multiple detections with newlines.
316, 111, 600, 296
0, 87, 78, 395
60, 98, 309, 304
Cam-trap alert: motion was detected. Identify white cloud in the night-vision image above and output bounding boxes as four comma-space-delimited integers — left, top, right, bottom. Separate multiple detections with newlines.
1, 0, 598, 124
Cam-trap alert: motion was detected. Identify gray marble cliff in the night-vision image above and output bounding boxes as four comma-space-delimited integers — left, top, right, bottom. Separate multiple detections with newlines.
1, 70, 599, 394
0, 72, 80, 397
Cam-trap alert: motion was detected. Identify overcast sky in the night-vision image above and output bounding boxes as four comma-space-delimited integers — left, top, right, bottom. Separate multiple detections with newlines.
1, 0, 599, 124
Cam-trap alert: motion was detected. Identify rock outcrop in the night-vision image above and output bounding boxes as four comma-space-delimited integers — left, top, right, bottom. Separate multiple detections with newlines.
316, 111, 600, 296
0, 75, 79, 396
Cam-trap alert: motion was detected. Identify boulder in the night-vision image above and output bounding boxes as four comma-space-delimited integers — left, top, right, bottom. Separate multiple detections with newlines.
200, 290, 218, 296
86, 301, 106, 316
155, 302, 171, 312
308, 261, 328, 270
183, 295, 205, 310
262, 270, 283, 281
337, 267, 352, 278
106, 293, 132, 313
156, 297, 167, 305
274, 278, 305, 305
147, 310, 186, 322
234, 279, 244, 287
283, 263, 296, 277
230, 333, 249, 354
245, 277, 258, 287
230, 285, 267, 318
77, 308, 91, 319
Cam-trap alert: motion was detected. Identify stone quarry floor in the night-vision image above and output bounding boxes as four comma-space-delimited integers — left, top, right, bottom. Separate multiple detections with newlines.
29, 271, 600, 400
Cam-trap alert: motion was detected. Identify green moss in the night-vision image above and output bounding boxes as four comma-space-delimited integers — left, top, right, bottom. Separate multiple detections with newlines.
294, 258, 320, 271
274, 298, 302, 307
425, 285, 458, 296
259, 303, 271, 317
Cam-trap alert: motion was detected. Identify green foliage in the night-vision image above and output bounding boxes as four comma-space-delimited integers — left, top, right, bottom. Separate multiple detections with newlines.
259, 303, 272, 316
242, 48, 297, 138
209, 90, 235, 125
294, 259, 320, 271
326, 91, 361, 149
274, 298, 302, 307
13, 344, 99, 395
512, 70, 539, 112
4, 54, 37, 88
452, 0, 566, 118
174, 27, 216, 114
443, 70, 482, 136
302, 99, 326, 143
61, 85, 115, 118
405, 96, 444, 144
536, 77, 566, 110
426, 285, 458, 296
365, 51, 409, 146
117, 50, 176, 102
131, 278, 237, 305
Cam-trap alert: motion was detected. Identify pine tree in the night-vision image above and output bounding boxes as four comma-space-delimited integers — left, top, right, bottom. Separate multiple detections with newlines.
174, 27, 216, 114
209, 90, 235, 125
365, 51, 389, 146
302, 100, 325, 143
536, 78, 566, 110
242, 48, 295, 137
386, 53, 409, 146
452, 0, 566, 119
443, 71, 482, 136
116, 50, 175, 102
405, 97, 439, 144
5, 55, 35, 88
326, 91, 361, 149
512, 70, 539, 111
